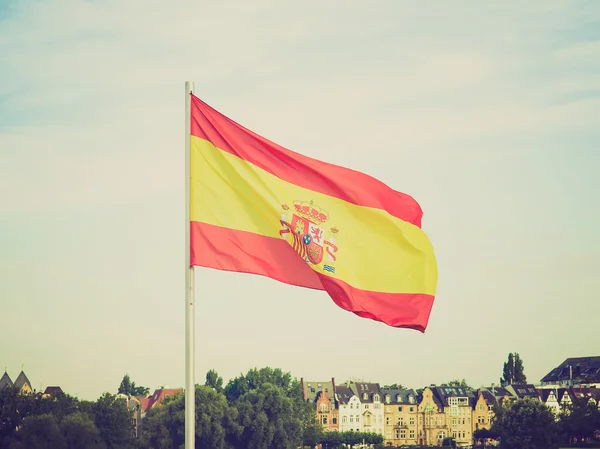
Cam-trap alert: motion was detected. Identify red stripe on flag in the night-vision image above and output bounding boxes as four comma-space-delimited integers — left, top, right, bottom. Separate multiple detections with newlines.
190, 95, 423, 228
190, 221, 433, 332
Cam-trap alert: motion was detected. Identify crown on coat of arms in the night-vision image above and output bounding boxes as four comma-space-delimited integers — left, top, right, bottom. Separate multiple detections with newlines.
291, 200, 329, 225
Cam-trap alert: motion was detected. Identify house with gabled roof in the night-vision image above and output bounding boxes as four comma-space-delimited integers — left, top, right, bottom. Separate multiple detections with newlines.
541, 356, 600, 388
301, 378, 339, 431
473, 389, 495, 431
381, 388, 419, 446
335, 384, 361, 432
42, 386, 63, 398
14, 371, 32, 394
349, 381, 385, 436
538, 388, 562, 416
431, 386, 476, 447
418, 386, 447, 446
0, 371, 13, 390
505, 384, 540, 401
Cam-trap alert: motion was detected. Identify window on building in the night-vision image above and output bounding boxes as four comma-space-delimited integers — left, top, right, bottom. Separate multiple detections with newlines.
342, 416, 347, 423
363, 393, 368, 400
374, 394, 380, 402
386, 417, 390, 425
438, 431, 445, 440
409, 418, 415, 425
323, 417, 328, 425
385, 395, 391, 404
332, 417, 337, 424
409, 430, 415, 439
350, 416, 353, 423
479, 404, 484, 411
398, 406, 403, 412
410, 407, 414, 412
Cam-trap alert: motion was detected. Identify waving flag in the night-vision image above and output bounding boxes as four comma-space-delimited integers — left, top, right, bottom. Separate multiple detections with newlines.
189, 94, 437, 332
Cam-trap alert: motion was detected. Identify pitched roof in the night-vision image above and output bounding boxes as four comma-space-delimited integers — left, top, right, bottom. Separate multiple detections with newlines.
381, 388, 418, 405
43, 386, 63, 396
14, 371, 31, 389
475, 389, 497, 405
569, 387, 600, 401
484, 386, 511, 399
432, 386, 476, 407
335, 385, 355, 404
143, 388, 183, 412
302, 379, 335, 403
137, 396, 151, 412
506, 384, 540, 399
0, 372, 13, 390
541, 357, 600, 384
350, 382, 382, 403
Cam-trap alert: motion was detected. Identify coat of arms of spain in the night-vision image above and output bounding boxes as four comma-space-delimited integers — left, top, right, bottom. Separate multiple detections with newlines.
279, 200, 339, 274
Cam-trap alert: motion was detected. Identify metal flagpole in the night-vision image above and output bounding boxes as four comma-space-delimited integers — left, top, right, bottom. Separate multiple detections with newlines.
184, 80, 195, 449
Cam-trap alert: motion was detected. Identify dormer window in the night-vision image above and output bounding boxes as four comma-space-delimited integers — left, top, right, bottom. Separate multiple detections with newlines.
385, 395, 391, 404
363, 393, 368, 400
408, 395, 415, 404
374, 394, 380, 403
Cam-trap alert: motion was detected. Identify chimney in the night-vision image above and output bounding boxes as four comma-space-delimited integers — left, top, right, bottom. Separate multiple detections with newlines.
570, 366, 573, 387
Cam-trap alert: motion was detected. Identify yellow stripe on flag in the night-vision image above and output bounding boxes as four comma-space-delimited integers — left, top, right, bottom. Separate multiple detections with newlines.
190, 136, 437, 295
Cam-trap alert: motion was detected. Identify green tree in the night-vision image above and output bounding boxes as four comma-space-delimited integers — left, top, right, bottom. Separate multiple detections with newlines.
441, 379, 471, 389
501, 353, 527, 386
224, 367, 301, 404
558, 395, 600, 444
117, 375, 149, 397
233, 383, 302, 449
491, 397, 557, 449
0, 386, 35, 446
60, 412, 106, 449
35, 391, 79, 421
382, 383, 406, 390
501, 353, 515, 386
6, 414, 67, 449
92, 393, 134, 449
513, 353, 527, 383
205, 369, 224, 394
300, 413, 322, 448
140, 385, 237, 449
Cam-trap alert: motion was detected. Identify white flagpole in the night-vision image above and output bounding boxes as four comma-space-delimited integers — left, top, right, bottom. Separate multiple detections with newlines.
184, 80, 195, 449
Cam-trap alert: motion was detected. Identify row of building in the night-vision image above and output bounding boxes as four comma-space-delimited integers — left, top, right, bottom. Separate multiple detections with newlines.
0, 369, 63, 398
302, 356, 600, 447
0, 369, 181, 439
3, 356, 599, 446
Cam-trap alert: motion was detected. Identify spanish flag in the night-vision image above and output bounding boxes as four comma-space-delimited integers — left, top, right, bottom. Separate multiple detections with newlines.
189, 94, 437, 332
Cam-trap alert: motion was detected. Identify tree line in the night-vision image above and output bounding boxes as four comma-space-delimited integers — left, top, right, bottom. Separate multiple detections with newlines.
0, 387, 134, 449
141, 367, 383, 449
2, 358, 598, 449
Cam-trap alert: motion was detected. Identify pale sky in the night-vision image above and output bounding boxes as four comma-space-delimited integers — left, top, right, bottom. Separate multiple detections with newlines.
1, 1, 599, 400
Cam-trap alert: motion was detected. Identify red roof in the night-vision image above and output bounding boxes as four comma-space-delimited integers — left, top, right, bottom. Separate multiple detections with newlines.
142, 388, 183, 412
